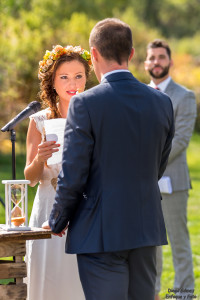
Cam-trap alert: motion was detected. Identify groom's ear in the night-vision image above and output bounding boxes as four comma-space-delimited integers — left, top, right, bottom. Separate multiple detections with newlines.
128, 48, 135, 62
91, 47, 99, 62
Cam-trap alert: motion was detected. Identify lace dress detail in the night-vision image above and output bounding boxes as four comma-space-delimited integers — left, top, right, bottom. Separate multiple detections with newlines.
25, 109, 84, 300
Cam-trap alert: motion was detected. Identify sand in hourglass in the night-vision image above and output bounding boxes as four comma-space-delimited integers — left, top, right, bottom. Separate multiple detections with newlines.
11, 206, 25, 227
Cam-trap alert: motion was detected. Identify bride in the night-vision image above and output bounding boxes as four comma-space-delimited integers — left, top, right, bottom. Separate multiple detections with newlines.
24, 45, 91, 300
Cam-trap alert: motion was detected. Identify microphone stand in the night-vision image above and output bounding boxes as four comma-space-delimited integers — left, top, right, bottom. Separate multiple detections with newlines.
1, 101, 41, 208
1, 102, 41, 180
11, 129, 16, 180
0, 129, 16, 207
0, 128, 16, 210
4, 129, 17, 270
1, 127, 17, 180
0, 196, 5, 208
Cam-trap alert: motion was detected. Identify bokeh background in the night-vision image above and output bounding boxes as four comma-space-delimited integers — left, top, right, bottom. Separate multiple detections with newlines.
0, 1, 200, 298
0, 0, 200, 147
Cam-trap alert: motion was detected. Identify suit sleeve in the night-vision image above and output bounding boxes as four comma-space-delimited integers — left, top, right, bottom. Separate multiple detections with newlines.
167, 90, 196, 164
158, 98, 175, 180
49, 96, 94, 233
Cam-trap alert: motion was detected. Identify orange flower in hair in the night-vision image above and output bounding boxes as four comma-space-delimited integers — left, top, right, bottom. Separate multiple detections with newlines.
39, 45, 92, 75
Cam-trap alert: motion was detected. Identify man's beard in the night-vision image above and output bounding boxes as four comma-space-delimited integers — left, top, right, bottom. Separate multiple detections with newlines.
149, 64, 170, 79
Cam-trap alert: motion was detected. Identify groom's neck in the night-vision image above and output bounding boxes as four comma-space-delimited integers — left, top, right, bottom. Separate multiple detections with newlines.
99, 60, 129, 80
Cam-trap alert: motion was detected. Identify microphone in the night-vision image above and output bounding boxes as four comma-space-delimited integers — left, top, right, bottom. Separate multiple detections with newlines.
1, 101, 41, 132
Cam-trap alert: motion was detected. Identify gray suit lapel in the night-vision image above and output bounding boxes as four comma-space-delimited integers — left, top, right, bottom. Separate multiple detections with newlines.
164, 79, 177, 97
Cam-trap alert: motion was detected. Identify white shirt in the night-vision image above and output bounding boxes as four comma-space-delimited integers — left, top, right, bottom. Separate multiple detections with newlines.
149, 76, 171, 92
101, 69, 131, 82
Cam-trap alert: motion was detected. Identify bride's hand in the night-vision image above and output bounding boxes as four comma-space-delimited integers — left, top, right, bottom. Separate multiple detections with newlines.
42, 220, 51, 229
37, 141, 60, 163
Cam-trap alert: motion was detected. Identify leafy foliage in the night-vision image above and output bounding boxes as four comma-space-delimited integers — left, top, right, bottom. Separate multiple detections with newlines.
0, 0, 200, 143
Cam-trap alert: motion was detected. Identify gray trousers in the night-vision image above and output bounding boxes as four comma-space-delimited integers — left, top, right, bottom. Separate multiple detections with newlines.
77, 246, 157, 300
155, 190, 194, 294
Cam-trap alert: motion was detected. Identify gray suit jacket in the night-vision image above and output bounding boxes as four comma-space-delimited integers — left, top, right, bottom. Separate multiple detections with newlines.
163, 79, 197, 192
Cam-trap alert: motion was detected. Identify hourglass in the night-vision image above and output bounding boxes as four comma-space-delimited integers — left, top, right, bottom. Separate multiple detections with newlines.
2, 180, 31, 231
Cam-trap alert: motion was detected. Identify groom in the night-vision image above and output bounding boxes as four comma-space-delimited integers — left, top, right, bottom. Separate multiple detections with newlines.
49, 18, 174, 300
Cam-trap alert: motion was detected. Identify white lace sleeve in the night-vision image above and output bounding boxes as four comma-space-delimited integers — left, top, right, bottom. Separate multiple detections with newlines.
29, 109, 48, 136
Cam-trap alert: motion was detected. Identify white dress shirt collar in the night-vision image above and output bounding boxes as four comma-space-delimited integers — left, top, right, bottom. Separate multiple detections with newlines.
149, 76, 171, 92
101, 69, 131, 82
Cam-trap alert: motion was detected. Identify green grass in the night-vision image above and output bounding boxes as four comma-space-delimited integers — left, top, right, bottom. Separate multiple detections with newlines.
0, 135, 200, 298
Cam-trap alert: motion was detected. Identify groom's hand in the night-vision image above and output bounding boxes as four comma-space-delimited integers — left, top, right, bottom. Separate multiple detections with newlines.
42, 220, 68, 237
52, 225, 68, 237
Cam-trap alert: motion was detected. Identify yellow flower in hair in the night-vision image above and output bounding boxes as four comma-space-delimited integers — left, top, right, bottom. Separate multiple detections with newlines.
39, 44, 92, 75
81, 49, 92, 65
43, 50, 51, 60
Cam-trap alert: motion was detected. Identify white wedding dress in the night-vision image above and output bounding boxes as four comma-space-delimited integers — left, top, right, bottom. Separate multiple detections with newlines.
25, 109, 85, 300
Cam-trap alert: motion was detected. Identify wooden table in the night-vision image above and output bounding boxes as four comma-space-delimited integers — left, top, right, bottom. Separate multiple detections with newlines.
0, 227, 52, 300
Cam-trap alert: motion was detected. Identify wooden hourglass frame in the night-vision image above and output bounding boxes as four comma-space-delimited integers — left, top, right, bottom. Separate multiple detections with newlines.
2, 180, 31, 231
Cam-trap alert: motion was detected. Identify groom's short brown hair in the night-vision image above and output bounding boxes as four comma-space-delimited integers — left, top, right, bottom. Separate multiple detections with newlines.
89, 18, 133, 65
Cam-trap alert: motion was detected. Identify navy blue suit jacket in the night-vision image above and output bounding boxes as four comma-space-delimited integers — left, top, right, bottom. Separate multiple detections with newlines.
49, 72, 174, 254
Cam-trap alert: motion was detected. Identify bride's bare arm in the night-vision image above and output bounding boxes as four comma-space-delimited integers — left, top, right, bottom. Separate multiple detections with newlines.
24, 118, 60, 187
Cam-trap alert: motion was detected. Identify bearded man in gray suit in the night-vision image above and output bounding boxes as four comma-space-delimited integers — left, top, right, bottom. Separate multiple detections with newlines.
145, 39, 197, 300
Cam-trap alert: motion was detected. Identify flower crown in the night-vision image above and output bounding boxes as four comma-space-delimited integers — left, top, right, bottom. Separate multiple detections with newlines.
39, 45, 92, 74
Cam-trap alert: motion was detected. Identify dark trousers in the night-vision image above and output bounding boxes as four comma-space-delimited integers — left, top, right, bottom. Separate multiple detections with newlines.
77, 246, 156, 300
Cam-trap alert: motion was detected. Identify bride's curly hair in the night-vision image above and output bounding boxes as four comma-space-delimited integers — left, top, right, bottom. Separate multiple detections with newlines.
38, 46, 91, 119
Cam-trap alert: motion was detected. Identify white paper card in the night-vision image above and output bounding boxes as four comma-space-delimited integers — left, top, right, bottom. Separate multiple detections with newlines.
158, 176, 173, 194
44, 118, 66, 165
